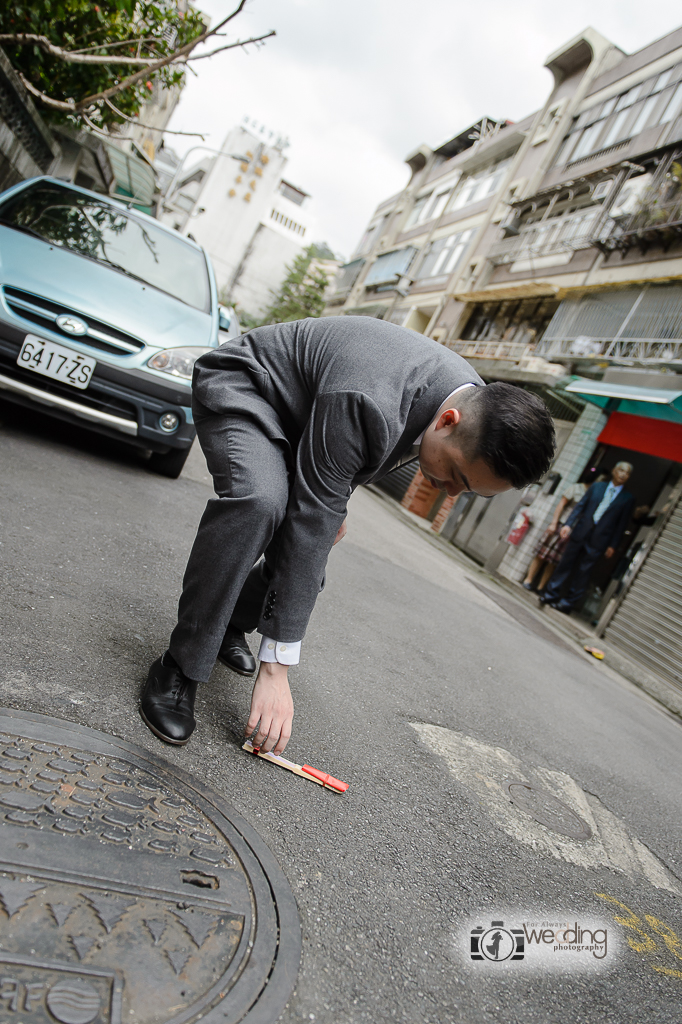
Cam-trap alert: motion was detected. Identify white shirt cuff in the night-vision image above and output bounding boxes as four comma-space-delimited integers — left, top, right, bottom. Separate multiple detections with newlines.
258, 635, 301, 665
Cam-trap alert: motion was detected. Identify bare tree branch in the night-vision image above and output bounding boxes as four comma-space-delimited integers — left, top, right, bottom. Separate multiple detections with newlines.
12, 0, 274, 114
103, 97, 206, 138
18, 71, 75, 111
0, 33, 159, 65
80, 110, 115, 139
186, 31, 276, 62
76, 1, 264, 109
69, 37, 160, 55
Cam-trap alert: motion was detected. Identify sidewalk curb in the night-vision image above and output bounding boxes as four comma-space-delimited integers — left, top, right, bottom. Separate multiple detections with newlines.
364, 484, 682, 725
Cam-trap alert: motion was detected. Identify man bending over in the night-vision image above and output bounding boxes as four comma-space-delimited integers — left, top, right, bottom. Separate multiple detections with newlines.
140, 317, 555, 753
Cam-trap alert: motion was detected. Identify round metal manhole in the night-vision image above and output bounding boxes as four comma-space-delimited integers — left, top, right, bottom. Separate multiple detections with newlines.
506, 781, 592, 841
0, 708, 300, 1024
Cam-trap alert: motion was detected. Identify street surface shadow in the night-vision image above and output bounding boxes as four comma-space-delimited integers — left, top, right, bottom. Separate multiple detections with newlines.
0, 395, 149, 475
467, 578, 582, 659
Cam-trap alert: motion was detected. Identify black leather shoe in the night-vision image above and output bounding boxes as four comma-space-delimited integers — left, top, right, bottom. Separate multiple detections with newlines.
538, 594, 557, 607
217, 626, 256, 675
140, 653, 197, 745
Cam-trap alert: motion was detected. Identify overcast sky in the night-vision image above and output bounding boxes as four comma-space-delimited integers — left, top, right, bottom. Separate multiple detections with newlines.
167, 0, 682, 259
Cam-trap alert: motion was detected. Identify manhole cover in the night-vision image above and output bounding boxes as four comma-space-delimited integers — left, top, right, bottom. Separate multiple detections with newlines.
0, 708, 300, 1023
506, 781, 592, 841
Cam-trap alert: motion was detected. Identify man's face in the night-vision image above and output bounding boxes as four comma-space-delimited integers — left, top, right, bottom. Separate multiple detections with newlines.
418, 407, 513, 499
611, 464, 632, 486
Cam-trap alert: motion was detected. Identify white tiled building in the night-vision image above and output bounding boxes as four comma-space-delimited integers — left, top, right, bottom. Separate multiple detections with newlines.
160, 121, 316, 317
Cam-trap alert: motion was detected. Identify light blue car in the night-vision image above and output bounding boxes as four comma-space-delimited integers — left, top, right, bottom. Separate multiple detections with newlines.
0, 176, 240, 477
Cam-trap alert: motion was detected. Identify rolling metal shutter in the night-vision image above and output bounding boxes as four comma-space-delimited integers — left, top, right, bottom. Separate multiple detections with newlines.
605, 498, 682, 690
373, 462, 418, 503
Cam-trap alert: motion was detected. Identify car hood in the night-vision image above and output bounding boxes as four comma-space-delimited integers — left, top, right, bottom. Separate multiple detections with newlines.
0, 228, 214, 351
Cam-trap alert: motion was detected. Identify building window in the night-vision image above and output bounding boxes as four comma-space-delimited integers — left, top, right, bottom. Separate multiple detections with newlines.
461, 296, 561, 346
270, 208, 306, 236
425, 189, 452, 221
417, 230, 473, 278
404, 194, 432, 229
451, 160, 510, 211
658, 81, 682, 126
364, 247, 417, 287
331, 258, 365, 295
356, 223, 377, 253
556, 62, 682, 166
277, 180, 307, 206
355, 213, 389, 254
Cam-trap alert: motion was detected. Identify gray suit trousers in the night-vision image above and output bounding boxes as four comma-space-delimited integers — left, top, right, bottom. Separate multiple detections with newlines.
169, 388, 291, 682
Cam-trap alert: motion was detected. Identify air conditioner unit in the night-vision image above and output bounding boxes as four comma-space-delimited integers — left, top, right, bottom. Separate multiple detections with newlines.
609, 173, 652, 218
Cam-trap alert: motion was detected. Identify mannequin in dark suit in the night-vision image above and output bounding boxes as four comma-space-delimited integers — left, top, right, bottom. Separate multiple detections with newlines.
540, 463, 634, 613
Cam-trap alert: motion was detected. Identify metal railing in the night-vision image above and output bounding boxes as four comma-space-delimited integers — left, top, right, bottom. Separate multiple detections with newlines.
625, 193, 682, 232
537, 336, 682, 361
537, 283, 682, 361
597, 192, 682, 249
451, 340, 534, 361
488, 208, 607, 265
594, 155, 682, 249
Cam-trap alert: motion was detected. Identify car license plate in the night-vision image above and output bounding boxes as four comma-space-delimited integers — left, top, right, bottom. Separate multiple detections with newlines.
17, 334, 96, 390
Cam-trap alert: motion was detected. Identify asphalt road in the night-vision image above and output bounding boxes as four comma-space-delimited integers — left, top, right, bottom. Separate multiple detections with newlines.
2, 398, 682, 1024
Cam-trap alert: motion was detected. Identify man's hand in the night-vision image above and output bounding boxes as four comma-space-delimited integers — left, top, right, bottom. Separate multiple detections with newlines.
559, 525, 572, 540
604, 546, 615, 559
245, 661, 293, 755
333, 519, 347, 545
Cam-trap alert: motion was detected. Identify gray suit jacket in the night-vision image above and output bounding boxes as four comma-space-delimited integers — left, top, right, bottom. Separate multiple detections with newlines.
193, 316, 483, 640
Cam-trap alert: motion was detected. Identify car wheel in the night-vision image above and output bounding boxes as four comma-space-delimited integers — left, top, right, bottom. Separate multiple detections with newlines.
148, 441, 193, 479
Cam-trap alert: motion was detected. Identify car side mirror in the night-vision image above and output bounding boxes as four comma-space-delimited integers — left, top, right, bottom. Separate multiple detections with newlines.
218, 306, 232, 332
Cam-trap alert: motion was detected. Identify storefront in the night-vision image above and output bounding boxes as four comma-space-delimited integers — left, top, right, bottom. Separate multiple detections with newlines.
601, 488, 682, 690
563, 377, 682, 690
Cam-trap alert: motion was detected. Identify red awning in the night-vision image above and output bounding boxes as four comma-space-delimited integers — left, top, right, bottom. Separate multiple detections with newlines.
598, 411, 682, 462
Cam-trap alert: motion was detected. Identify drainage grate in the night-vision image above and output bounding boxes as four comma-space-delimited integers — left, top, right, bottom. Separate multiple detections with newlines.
0, 708, 300, 1023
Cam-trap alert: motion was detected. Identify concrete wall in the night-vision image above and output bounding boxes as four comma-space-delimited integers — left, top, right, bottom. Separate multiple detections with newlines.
178, 125, 314, 310
0, 46, 60, 191
231, 222, 306, 317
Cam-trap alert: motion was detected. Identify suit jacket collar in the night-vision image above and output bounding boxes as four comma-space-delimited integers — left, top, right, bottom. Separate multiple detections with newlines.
594, 482, 631, 507
369, 376, 480, 482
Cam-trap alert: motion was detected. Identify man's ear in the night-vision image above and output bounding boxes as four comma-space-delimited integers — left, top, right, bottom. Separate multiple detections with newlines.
435, 408, 461, 431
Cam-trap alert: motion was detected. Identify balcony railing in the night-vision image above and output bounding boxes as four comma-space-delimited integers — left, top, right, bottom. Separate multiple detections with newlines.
595, 183, 682, 254
537, 335, 682, 361
488, 208, 607, 265
537, 282, 682, 362
452, 340, 534, 361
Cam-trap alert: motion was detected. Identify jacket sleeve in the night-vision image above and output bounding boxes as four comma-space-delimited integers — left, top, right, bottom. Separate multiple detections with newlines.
258, 391, 390, 642
608, 494, 635, 550
565, 483, 595, 530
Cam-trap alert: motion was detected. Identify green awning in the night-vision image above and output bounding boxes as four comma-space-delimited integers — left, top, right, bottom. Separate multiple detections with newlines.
106, 143, 156, 213
565, 378, 682, 424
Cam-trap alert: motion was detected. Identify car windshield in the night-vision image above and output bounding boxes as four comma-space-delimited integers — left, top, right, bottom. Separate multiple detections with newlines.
0, 181, 210, 312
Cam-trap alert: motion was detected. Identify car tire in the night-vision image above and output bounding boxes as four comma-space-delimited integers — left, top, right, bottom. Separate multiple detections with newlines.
148, 441, 193, 479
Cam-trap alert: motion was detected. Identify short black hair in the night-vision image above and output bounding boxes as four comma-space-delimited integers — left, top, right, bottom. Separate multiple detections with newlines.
452, 382, 556, 489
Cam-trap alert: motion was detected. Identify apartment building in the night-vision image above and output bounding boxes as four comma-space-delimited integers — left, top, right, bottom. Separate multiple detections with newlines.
161, 121, 316, 317
332, 25, 682, 694
327, 115, 535, 337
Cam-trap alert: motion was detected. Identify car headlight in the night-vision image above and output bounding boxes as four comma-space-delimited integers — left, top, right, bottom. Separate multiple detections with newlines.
147, 347, 212, 380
